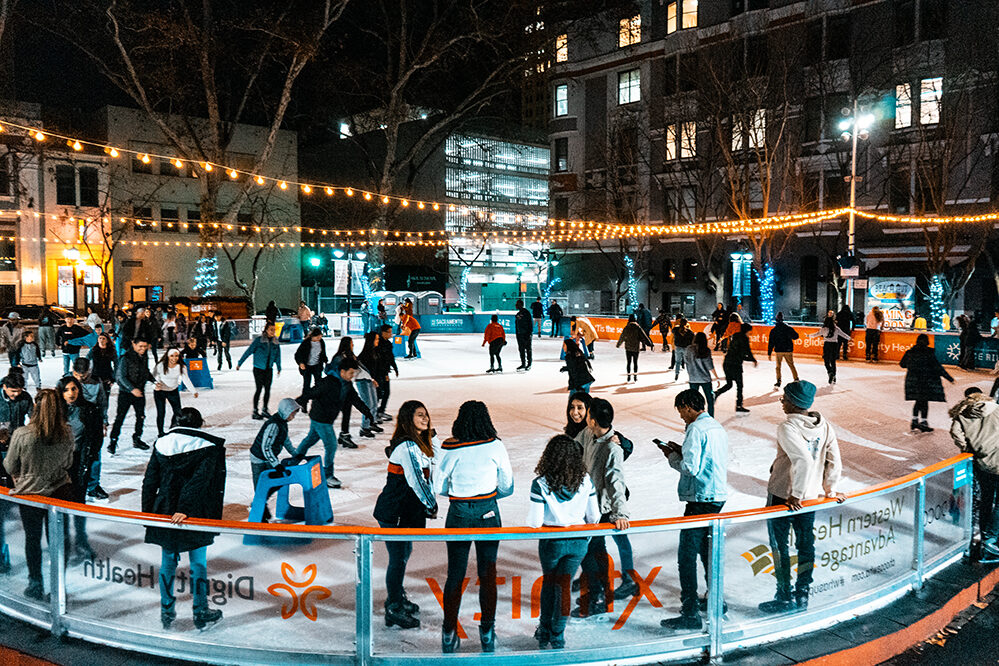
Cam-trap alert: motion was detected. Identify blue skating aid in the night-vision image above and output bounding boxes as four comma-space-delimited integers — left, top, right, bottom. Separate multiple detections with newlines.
393, 335, 420, 358
244, 456, 333, 546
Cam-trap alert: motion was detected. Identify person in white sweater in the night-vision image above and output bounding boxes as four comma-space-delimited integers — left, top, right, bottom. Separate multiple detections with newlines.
760, 380, 845, 614
153, 348, 198, 438
527, 434, 600, 650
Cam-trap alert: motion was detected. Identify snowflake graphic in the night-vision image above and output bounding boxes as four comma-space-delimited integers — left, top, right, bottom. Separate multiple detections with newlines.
946, 341, 961, 361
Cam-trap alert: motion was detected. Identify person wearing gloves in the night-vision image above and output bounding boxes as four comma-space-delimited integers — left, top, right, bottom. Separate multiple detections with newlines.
237, 321, 281, 420
616, 314, 654, 383
527, 434, 600, 650
657, 388, 729, 631
435, 400, 513, 654
152, 348, 199, 438
373, 400, 440, 630
809, 314, 852, 384
570, 315, 598, 358
141, 408, 225, 631
767, 312, 799, 388
572, 398, 631, 618
109, 338, 155, 454
249, 398, 301, 522
949, 387, 999, 562
482, 315, 506, 374
760, 380, 846, 614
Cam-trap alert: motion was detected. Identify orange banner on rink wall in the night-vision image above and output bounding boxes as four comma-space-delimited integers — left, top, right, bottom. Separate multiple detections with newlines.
588, 317, 922, 363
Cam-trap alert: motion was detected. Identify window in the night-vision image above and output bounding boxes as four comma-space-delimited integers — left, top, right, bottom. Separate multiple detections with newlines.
669, 1, 697, 34
665, 124, 678, 162
131, 156, 154, 175
555, 34, 567, 62
663, 259, 676, 282
133, 206, 153, 230
895, 83, 912, 128
667, 122, 696, 161
78, 167, 99, 207
920, 0, 946, 41
618, 15, 640, 47
160, 207, 179, 222
826, 15, 851, 60
744, 36, 768, 77
664, 55, 677, 95
679, 54, 698, 92
919, 77, 942, 125
667, 3, 677, 34
0, 240, 15, 271
666, 187, 696, 223
0, 154, 9, 196
732, 110, 766, 151
553, 197, 568, 219
682, 0, 698, 29
618, 69, 641, 104
682, 257, 698, 282
55, 165, 75, 206
553, 137, 568, 172
894, 0, 915, 47
731, 0, 768, 15
804, 97, 822, 142
554, 84, 568, 117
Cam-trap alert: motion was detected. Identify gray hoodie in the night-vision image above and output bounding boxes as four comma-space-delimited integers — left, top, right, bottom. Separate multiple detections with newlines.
949, 394, 999, 475
767, 412, 842, 501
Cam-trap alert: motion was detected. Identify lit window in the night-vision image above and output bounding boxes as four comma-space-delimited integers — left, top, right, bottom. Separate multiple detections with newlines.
667, 3, 677, 34
749, 109, 766, 148
554, 84, 568, 116
555, 34, 567, 62
619, 15, 641, 47
338, 122, 352, 138
665, 124, 678, 161
919, 77, 942, 125
683, 0, 698, 29
895, 83, 912, 128
680, 121, 697, 158
618, 69, 641, 105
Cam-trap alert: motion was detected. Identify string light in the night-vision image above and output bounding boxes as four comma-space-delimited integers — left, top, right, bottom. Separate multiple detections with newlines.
140, 154, 151, 164
228, 169, 239, 179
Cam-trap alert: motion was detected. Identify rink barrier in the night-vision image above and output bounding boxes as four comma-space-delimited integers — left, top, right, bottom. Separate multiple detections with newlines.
0, 453, 975, 665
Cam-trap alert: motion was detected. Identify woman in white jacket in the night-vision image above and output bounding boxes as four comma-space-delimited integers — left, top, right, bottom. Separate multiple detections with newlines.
809, 314, 852, 384
153, 348, 198, 437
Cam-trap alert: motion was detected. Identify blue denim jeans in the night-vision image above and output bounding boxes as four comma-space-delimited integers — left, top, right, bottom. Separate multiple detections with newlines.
63, 352, 79, 376
87, 446, 102, 493
159, 547, 208, 616
295, 420, 338, 478
766, 494, 815, 599
538, 537, 589, 637
443, 498, 501, 632
678, 501, 724, 615
690, 382, 715, 417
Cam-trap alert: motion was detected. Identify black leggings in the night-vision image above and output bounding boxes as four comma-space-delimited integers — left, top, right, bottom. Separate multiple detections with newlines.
154, 389, 182, 437
252, 368, 273, 412
715, 362, 744, 406
378, 380, 390, 412
488, 340, 504, 369
822, 342, 838, 380
625, 351, 639, 374
912, 400, 929, 420
216, 341, 231, 370
301, 364, 322, 395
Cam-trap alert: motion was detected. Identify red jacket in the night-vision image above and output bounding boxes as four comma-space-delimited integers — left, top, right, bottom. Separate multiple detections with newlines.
483, 322, 506, 345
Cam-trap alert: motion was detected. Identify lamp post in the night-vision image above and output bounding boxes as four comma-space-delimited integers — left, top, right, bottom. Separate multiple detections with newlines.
839, 99, 874, 310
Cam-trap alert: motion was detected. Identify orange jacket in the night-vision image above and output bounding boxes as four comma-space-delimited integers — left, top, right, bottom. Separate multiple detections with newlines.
400, 314, 421, 331
483, 322, 506, 345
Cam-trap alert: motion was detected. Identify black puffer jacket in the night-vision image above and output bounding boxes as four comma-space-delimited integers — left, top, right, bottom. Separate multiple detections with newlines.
67, 399, 104, 502
142, 427, 226, 552
562, 353, 594, 391
117, 348, 155, 393
900, 345, 953, 402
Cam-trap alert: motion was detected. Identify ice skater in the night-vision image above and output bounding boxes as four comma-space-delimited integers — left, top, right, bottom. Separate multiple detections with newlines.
899, 333, 954, 432
615, 314, 654, 382
399, 311, 421, 359
949, 387, 999, 562
560, 339, 594, 393
670, 318, 693, 382
237, 321, 281, 420
714, 323, 757, 413
767, 312, 799, 388
685, 332, 720, 417
531, 297, 544, 338
109, 337, 155, 453
514, 299, 533, 371
809, 314, 851, 384
249, 398, 300, 522
153, 348, 199, 438
482, 315, 506, 373
570, 316, 598, 358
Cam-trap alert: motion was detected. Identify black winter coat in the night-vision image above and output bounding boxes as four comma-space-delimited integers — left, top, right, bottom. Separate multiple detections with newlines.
515, 308, 533, 336
530, 301, 544, 318
767, 322, 799, 354
562, 354, 594, 390
298, 374, 372, 425
142, 428, 226, 552
900, 345, 953, 402
117, 348, 154, 392
68, 399, 103, 502
294, 338, 328, 371
549, 303, 563, 320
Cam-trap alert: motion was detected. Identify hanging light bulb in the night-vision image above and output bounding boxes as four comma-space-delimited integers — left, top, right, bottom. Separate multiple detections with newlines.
255, 175, 265, 185
324, 187, 334, 196
364, 192, 372, 200
173, 158, 184, 168
302, 185, 312, 194
107, 147, 120, 157
33, 131, 46, 141
382, 196, 390, 204
69, 140, 83, 151
279, 181, 288, 190
140, 154, 151, 164
228, 169, 239, 179
346, 188, 354, 196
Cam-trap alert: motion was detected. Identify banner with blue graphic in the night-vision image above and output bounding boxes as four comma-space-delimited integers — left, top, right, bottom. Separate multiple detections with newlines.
934, 334, 999, 369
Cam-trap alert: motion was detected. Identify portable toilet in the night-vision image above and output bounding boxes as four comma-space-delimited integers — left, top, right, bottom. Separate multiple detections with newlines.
416, 291, 444, 315
375, 291, 398, 311
395, 291, 418, 316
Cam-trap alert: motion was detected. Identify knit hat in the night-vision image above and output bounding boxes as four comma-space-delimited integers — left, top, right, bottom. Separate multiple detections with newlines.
277, 397, 300, 419
784, 380, 816, 410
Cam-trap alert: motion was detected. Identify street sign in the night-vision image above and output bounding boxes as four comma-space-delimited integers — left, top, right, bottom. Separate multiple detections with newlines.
841, 266, 860, 277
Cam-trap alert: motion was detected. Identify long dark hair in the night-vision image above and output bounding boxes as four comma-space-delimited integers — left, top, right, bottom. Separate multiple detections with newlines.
564, 392, 592, 437
159, 347, 185, 373
335, 336, 355, 358
823, 315, 836, 330
451, 400, 498, 442
56, 376, 86, 407
535, 434, 587, 495
693, 331, 710, 358
563, 338, 583, 359
389, 400, 434, 457
359, 331, 378, 361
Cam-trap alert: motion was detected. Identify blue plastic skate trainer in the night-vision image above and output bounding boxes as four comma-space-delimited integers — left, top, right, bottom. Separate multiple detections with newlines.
243, 456, 333, 546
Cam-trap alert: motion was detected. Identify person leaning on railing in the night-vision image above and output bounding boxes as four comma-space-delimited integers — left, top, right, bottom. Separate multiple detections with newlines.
948, 387, 999, 562
760, 381, 846, 615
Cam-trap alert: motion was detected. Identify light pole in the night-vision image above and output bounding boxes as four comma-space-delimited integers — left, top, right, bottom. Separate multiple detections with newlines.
839, 99, 874, 310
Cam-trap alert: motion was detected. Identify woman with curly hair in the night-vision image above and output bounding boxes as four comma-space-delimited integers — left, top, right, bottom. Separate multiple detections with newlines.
527, 434, 600, 650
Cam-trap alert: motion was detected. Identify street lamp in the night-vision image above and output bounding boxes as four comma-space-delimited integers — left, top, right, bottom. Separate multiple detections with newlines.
839, 100, 875, 310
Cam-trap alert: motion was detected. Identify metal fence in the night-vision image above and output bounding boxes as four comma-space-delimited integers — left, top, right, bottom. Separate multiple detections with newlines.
0, 454, 974, 665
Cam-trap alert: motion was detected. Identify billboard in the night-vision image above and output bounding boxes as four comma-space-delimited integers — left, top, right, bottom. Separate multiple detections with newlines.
866, 278, 916, 330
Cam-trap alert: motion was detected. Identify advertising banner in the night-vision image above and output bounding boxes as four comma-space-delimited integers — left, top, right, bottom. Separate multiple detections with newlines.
332, 260, 349, 296
865, 278, 917, 330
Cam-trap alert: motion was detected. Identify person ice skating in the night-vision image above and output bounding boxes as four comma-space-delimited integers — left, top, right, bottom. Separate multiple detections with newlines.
561, 339, 594, 393
296, 300, 313, 338
88, 333, 118, 412
399, 311, 421, 359
359, 331, 392, 430
16, 330, 42, 390
671, 318, 693, 381
6, 389, 75, 601
0, 371, 33, 575
353, 351, 383, 440
109, 338, 155, 454
153, 349, 199, 438
759, 381, 845, 614
249, 398, 300, 522
264, 300, 279, 323
685, 332, 720, 417
809, 314, 851, 384
900, 333, 954, 432
216, 316, 234, 371
373, 400, 440, 630
327, 336, 361, 448
717, 311, 743, 351
293, 357, 373, 489
57, 376, 102, 565
435, 401, 513, 654
572, 398, 630, 618
714, 323, 757, 413
710, 303, 727, 351
616, 314, 654, 382
569, 315, 597, 358
949, 387, 999, 561
865, 306, 884, 362
180, 335, 205, 361
515, 299, 533, 371
531, 297, 544, 338
237, 321, 281, 420
70, 359, 109, 500
528, 434, 600, 650
56, 316, 90, 377
295, 328, 327, 398
37, 304, 57, 358
376, 325, 399, 421
836, 304, 854, 360
141, 407, 225, 631
0, 313, 24, 367
549, 300, 563, 338
634, 304, 653, 350
956, 314, 982, 371
653, 308, 672, 354
482, 315, 506, 373
658, 388, 729, 630
767, 312, 800, 388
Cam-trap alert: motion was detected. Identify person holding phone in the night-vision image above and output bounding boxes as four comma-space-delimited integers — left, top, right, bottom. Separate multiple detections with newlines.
656, 388, 729, 631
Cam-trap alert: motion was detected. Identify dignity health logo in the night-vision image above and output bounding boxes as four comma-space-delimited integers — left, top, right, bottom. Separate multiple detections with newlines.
267, 562, 332, 621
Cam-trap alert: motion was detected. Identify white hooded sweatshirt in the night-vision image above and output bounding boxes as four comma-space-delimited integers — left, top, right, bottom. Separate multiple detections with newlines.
767, 412, 842, 501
